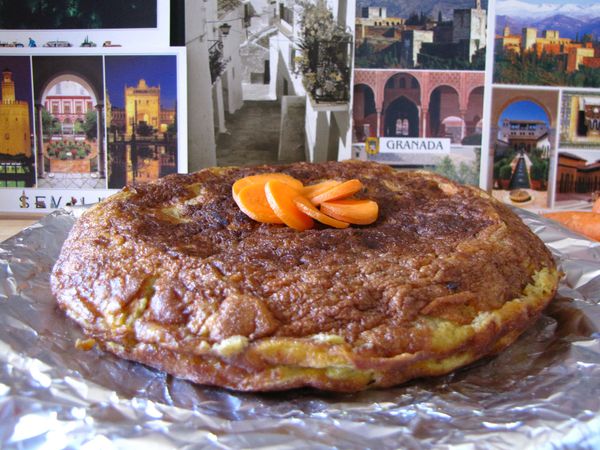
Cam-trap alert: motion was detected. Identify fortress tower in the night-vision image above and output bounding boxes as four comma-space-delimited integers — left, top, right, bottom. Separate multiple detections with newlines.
0, 68, 32, 157
452, 0, 487, 62
522, 27, 537, 51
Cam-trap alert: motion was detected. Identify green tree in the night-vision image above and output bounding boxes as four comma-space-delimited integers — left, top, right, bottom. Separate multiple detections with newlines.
457, 161, 478, 186
434, 156, 458, 181
73, 119, 84, 135
82, 110, 97, 140
499, 164, 513, 180
41, 109, 61, 136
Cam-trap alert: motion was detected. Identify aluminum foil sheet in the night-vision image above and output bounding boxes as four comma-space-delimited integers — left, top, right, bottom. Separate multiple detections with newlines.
1, 208, 600, 449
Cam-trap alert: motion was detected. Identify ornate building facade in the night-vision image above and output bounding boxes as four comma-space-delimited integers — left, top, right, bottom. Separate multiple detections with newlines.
498, 119, 549, 153
353, 70, 484, 143
43, 80, 94, 134
556, 152, 600, 194
125, 79, 160, 135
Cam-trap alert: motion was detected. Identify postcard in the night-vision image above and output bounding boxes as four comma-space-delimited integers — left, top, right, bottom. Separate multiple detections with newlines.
352, 68, 484, 185
0, 0, 169, 49
488, 86, 558, 209
32, 55, 106, 190
355, 0, 488, 70
105, 54, 180, 188
494, 0, 600, 87
0, 56, 35, 188
555, 149, 600, 209
0, 47, 187, 213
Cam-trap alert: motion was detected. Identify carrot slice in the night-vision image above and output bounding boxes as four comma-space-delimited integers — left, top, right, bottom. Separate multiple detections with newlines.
235, 182, 283, 223
593, 197, 600, 214
302, 180, 341, 201
320, 199, 379, 225
293, 195, 349, 229
310, 179, 363, 205
265, 180, 314, 231
232, 173, 302, 202
543, 211, 600, 241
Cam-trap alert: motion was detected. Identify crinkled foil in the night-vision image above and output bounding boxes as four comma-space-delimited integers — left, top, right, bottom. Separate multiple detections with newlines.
1, 208, 600, 449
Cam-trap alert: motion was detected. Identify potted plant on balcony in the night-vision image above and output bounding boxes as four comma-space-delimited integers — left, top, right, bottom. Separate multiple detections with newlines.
295, 0, 352, 103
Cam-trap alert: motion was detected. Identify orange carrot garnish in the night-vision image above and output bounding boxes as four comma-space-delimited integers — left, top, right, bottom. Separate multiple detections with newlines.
232, 173, 378, 230
320, 199, 379, 225
310, 179, 363, 205
232, 173, 302, 202
265, 180, 314, 231
302, 180, 341, 202
235, 182, 284, 224
293, 195, 349, 229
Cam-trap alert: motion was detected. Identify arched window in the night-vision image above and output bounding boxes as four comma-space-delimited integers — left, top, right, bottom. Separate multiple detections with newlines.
402, 119, 409, 136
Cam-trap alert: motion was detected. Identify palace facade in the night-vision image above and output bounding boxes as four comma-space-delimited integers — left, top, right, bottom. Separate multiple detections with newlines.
353, 70, 484, 144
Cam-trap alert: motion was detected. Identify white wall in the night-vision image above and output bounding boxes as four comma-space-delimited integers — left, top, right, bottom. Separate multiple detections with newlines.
185, 0, 217, 170
221, 7, 245, 114
301, 0, 355, 162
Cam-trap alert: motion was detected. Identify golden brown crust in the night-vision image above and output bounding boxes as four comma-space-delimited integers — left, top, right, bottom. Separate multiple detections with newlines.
51, 160, 559, 392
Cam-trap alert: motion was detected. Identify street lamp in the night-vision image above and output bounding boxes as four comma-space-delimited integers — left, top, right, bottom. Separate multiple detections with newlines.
219, 23, 232, 36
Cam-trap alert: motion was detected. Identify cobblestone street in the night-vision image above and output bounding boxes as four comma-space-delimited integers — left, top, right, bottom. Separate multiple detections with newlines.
216, 100, 305, 167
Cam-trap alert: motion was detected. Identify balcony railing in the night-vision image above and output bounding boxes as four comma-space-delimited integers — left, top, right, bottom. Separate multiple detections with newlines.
300, 34, 352, 103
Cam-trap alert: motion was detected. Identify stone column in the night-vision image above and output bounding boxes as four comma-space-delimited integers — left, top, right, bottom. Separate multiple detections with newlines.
376, 108, 382, 137
488, 125, 498, 189
421, 107, 428, 138
215, 77, 227, 134
313, 111, 330, 162
35, 104, 45, 178
95, 104, 105, 177
459, 109, 467, 141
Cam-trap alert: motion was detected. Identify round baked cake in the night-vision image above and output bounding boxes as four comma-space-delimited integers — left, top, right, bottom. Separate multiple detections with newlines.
51, 160, 559, 392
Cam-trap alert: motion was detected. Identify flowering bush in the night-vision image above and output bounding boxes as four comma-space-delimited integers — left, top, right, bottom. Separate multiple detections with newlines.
47, 140, 92, 160
295, 0, 351, 102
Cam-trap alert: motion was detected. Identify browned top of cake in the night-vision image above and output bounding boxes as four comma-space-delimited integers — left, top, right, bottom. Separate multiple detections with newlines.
52, 161, 555, 361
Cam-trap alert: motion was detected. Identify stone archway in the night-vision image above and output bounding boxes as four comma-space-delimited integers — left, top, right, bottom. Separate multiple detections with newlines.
497, 99, 552, 191
383, 72, 421, 107
440, 116, 466, 144
428, 84, 461, 141
465, 86, 484, 139
491, 90, 557, 129
353, 83, 377, 141
36, 73, 105, 179
32, 56, 105, 181
40, 73, 99, 106
382, 73, 421, 137
383, 96, 419, 137
353, 70, 484, 140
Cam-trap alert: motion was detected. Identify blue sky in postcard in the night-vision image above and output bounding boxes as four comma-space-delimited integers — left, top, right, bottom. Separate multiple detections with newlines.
104, 55, 177, 109
498, 101, 550, 125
